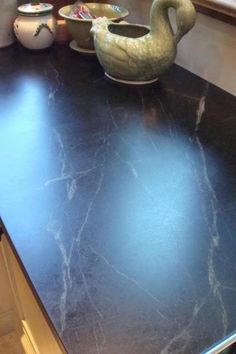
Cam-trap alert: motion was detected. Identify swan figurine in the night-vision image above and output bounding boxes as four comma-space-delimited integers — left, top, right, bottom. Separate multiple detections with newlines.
91, 0, 196, 84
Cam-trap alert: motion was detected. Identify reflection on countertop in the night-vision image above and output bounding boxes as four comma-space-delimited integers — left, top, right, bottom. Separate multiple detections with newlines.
0, 43, 236, 354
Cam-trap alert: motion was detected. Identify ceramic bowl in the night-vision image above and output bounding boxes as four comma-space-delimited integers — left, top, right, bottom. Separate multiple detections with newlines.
58, 3, 129, 53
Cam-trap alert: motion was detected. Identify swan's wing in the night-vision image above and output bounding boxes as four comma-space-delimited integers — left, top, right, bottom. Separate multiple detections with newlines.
96, 32, 152, 71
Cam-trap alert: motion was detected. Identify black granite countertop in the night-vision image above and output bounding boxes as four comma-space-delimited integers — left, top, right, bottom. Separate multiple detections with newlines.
0, 43, 236, 354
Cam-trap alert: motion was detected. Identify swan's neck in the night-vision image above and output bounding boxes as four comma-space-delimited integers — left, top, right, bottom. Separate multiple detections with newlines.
150, 0, 196, 43
150, 0, 174, 37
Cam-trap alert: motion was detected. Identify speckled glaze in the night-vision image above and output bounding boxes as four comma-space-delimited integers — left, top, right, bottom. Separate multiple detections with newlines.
91, 0, 196, 83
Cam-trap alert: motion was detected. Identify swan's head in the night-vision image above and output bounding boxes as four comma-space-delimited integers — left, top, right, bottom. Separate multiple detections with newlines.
174, 1, 196, 43
91, 17, 109, 36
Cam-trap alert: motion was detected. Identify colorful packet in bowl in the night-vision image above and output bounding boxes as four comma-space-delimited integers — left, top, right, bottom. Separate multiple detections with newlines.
70, 1, 96, 19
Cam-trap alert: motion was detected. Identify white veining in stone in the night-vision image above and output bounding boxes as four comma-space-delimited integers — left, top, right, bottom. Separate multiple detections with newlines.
92, 322, 101, 354
76, 171, 104, 248
55, 129, 67, 177
48, 66, 61, 108
46, 170, 106, 335
79, 265, 103, 319
45, 129, 108, 336
46, 220, 69, 336
98, 320, 106, 348
149, 135, 160, 153
107, 97, 119, 130
110, 145, 152, 197
195, 83, 209, 133
195, 96, 206, 132
45, 128, 81, 201
65, 170, 105, 286
44, 129, 102, 201
155, 95, 175, 139
221, 285, 236, 293
89, 246, 169, 321
111, 146, 138, 178
194, 92, 228, 335
160, 299, 207, 354
106, 96, 140, 157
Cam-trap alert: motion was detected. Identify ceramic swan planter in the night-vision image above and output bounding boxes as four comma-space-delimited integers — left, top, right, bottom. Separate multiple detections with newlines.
91, 0, 196, 84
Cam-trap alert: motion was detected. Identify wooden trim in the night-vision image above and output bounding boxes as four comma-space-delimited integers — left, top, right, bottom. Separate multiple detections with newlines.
21, 320, 39, 354
195, 3, 236, 25
193, 0, 236, 18
0, 222, 3, 239
0, 219, 67, 354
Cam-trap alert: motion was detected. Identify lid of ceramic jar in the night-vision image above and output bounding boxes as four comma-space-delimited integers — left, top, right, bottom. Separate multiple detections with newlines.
17, 2, 53, 16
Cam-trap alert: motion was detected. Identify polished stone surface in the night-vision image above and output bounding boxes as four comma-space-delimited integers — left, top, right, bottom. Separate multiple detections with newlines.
0, 43, 236, 354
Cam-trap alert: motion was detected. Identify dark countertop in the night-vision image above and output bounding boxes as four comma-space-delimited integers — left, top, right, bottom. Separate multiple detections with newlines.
0, 43, 236, 354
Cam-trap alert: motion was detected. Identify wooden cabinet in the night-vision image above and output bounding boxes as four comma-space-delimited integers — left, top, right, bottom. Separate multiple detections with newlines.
0, 230, 66, 354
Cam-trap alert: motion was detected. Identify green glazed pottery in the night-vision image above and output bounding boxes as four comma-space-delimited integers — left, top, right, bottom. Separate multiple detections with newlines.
59, 3, 129, 53
91, 0, 196, 84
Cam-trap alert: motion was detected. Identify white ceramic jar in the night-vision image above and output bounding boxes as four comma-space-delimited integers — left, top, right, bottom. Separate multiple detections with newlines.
14, 2, 57, 50
0, 0, 17, 48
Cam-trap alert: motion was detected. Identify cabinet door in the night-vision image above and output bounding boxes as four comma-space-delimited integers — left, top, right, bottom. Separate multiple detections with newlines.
1, 233, 66, 354
0, 242, 19, 337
